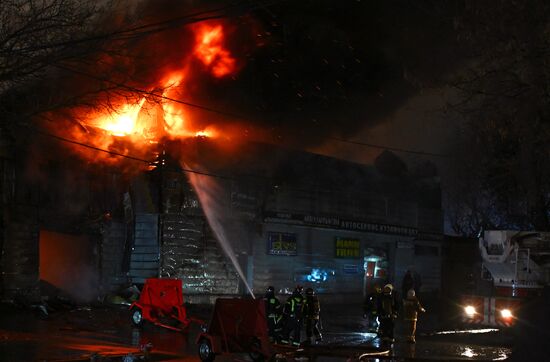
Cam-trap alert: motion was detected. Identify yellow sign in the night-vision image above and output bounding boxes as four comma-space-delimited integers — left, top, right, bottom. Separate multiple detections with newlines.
335, 237, 360, 258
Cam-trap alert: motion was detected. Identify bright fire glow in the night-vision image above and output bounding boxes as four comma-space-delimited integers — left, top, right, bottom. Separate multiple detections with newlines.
195, 127, 217, 138
161, 71, 191, 138
95, 98, 146, 137
63, 20, 243, 164
162, 97, 188, 137
193, 23, 236, 77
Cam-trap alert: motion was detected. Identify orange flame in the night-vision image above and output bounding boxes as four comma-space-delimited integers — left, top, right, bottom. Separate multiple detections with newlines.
193, 23, 236, 77
57, 20, 246, 167
161, 71, 191, 138
195, 127, 217, 138
93, 98, 146, 137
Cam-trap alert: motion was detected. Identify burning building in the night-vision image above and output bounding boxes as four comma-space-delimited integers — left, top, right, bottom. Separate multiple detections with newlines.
0, 129, 443, 304
147, 142, 444, 303
0, 13, 443, 304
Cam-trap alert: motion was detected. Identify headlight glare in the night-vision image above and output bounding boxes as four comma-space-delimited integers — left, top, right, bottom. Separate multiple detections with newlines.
464, 305, 476, 317
500, 308, 513, 319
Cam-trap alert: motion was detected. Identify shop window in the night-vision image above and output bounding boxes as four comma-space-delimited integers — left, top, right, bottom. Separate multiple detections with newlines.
267, 232, 297, 256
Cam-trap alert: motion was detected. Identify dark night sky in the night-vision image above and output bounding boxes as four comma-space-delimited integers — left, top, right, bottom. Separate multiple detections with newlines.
189, 0, 462, 182
119, 0, 462, 155
197, 0, 460, 145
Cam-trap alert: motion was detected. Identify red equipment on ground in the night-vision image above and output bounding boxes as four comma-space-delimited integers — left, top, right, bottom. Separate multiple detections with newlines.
196, 298, 276, 362
130, 278, 203, 332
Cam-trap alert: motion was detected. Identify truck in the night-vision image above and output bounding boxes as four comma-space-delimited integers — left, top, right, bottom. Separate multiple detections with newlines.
461, 230, 550, 327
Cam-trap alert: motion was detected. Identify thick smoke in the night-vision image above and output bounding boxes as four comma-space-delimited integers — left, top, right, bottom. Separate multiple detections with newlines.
19, 0, 462, 227
24, 0, 461, 159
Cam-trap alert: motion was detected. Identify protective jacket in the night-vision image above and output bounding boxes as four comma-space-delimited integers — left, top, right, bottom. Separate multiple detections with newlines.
284, 294, 304, 319
265, 295, 281, 317
282, 291, 305, 346
364, 291, 381, 315
379, 292, 399, 318
303, 295, 320, 320
402, 296, 425, 321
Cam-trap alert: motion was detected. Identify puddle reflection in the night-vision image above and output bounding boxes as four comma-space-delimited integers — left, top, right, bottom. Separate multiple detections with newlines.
461, 347, 478, 358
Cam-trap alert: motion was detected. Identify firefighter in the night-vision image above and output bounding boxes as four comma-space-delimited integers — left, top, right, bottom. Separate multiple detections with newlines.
363, 284, 382, 333
303, 287, 322, 344
402, 289, 426, 343
378, 283, 399, 343
264, 286, 282, 341
281, 285, 304, 346
401, 267, 422, 297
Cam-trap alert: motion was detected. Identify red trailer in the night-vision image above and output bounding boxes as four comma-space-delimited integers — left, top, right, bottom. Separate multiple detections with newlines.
130, 278, 203, 332
196, 298, 276, 362
196, 297, 392, 362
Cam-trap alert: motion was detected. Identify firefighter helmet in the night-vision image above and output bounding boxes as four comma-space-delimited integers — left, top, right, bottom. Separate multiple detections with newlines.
305, 287, 314, 296
266, 286, 275, 293
383, 284, 393, 294
407, 289, 415, 298
294, 285, 304, 294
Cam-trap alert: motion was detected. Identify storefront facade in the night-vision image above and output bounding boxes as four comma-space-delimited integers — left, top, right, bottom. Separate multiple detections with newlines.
149, 143, 443, 302
251, 211, 442, 302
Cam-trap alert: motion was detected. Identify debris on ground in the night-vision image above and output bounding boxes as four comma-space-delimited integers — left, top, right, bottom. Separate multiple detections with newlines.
103, 284, 140, 306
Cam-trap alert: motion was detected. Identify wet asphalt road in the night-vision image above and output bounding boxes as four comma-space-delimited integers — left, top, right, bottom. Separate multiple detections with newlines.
0, 303, 512, 361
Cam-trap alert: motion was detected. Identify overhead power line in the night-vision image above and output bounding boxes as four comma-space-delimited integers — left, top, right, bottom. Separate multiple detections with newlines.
31, 127, 153, 164
18, 0, 446, 160
27, 120, 238, 181
26, 115, 445, 198
329, 137, 449, 158
27, 123, 444, 201
55, 63, 245, 120
53, 63, 448, 159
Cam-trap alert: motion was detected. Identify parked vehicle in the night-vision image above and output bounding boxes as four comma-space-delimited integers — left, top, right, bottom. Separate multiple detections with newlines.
461, 230, 550, 326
